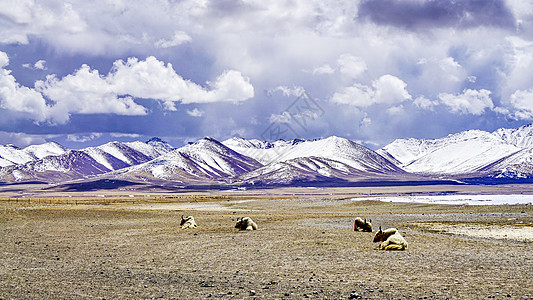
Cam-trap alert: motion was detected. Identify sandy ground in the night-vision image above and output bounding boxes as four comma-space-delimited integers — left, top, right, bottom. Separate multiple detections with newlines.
0, 186, 532, 299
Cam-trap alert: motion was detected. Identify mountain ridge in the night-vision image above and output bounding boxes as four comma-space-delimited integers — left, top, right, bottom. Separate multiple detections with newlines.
3, 124, 533, 186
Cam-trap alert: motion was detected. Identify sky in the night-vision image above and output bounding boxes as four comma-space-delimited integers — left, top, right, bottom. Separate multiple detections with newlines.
1, 0, 533, 149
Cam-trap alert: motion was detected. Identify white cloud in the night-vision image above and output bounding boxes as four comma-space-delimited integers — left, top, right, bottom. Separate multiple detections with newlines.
438, 89, 494, 115
110, 133, 141, 138
268, 111, 292, 124
35, 64, 148, 123
67, 132, 103, 143
22, 59, 46, 70
268, 86, 305, 97
154, 31, 192, 48
34, 60, 47, 70
387, 105, 405, 116
0, 52, 51, 123
1, 53, 254, 124
413, 96, 438, 110
331, 74, 411, 107
106, 56, 254, 104
337, 54, 367, 78
186, 108, 204, 117
359, 113, 372, 127
0, 131, 56, 147
506, 88, 533, 119
0, 2, 87, 45
308, 64, 335, 75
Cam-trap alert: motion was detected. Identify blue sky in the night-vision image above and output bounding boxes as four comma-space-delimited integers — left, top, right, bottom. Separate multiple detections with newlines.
1, 0, 533, 149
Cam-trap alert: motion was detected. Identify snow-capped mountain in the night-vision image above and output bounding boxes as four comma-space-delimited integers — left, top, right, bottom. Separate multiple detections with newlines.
0, 138, 174, 182
0, 142, 68, 167
226, 136, 403, 175
112, 137, 263, 183
6, 123, 533, 186
493, 123, 533, 148
478, 147, 533, 178
146, 137, 175, 153
222, 137, 305, 164
237, 156, 382, 185
0, 150, 110, 182
379, 129, 522, 175
81, 139, 172, 171
273, 136, 403, 173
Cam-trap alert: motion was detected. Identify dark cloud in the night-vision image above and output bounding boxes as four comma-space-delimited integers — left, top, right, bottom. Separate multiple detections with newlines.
358, 0, 516, 31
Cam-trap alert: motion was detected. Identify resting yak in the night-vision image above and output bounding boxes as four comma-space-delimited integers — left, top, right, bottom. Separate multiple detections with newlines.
180, 215, 198, 229
354, 217, 372, 232
373, 227, 408, 250
235, 217, 258, 231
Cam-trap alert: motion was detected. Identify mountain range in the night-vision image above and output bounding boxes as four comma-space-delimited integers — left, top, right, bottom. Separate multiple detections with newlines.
4, 124, 533, 187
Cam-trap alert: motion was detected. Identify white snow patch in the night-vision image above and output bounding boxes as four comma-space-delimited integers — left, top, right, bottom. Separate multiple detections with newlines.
353, 194, 533, 205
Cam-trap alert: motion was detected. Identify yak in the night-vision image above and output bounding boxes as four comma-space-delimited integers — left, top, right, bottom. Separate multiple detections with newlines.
373, 227, 408, 250
354, 217, 372, 232
180, 215, 198, 229
235, 217, 258, 231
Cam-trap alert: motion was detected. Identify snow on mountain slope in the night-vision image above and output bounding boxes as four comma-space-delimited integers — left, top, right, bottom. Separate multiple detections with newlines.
81, 139, 173, 171
95, 142, 153, 165
0, 145, 30, 166
0, 138, 174, 182
113, 137, 263, 182
81, 147, 131, 171
492, 123, 533, 148
478, 147, 533, 178
146, 137, 175, 153
222, 137, 304, 164
237, 156, 370, 185
0, 142, 68, 167
271, 136, 403, 174
381, 130, 521, 174
224, 136, 402, 174
24, 142, 68, 159
0, 150, 110, 182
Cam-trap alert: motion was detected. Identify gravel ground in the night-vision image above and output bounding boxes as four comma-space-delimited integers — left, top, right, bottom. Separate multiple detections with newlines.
0, 192, 532, 299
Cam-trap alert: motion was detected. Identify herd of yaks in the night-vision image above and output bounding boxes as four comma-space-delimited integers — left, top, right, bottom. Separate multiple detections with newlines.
180, 215, 408, 251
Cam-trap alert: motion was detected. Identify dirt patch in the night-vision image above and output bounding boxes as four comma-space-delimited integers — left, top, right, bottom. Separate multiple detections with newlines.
0, 193, 532, 299
409, 222, 533, 243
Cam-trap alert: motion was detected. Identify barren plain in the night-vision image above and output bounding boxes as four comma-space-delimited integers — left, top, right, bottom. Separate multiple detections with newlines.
0, 184, 532, 299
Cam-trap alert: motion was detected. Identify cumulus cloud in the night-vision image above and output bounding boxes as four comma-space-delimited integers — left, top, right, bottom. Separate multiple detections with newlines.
0, 131, 56, 147
1, 53, 254, 124
307, 64, 335, 75
110, 133, 142, 138
268, 111, 292, 124
413, 96, 438, 110
337, 54, 367, 78
35, 64, 148, 123
506, 88, 533, 120
186, 108, 204, 117
438, 89, 494, 115
154, 31, 192, 48
0, 1, 87, 45
331, 75, 411, 107
268, 86, 305, 98
1, 0, 532, 147
34, 56, 253, 122
0, 52, 51, 123
66, 132, 103, 143
22, 59, 47, 70
387, 105, 405, 116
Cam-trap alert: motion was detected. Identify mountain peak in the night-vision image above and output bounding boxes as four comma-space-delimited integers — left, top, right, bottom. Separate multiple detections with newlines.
146, 137, 164, 143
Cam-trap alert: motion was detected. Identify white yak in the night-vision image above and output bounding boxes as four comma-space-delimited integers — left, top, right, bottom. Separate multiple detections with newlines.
180, 215, 198, 229
373, 227, 408, 250
235, 217, 257, 231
